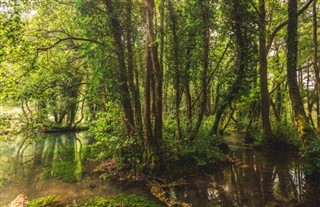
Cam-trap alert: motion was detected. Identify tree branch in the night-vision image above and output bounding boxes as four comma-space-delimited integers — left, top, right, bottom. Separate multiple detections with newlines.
266, 0, 314, 53
37, 37, 106, 51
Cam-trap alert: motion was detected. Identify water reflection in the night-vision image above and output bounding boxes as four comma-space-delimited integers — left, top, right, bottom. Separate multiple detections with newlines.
167, 138, 320, 207
0, 132, 152, 206
1, 133, 320, 206
0, 133, 86, 204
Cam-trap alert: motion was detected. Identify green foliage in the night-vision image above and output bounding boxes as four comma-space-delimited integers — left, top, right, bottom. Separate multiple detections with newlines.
304, 135, 320, 175
82, 194, 160, 207
28, 195, 62, 207
162, 116, 225, 166
270, 121, 300, 148
182, 128, 225, 166
89, 103, 141, 168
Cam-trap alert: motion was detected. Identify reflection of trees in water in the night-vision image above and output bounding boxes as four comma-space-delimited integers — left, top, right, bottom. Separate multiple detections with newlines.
0, 132, 92, 205
6, 133, 86, 186
170, 148, 319, 207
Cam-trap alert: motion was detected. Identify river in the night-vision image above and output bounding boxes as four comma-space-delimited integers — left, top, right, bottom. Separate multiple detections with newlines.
0, 132, 319, 206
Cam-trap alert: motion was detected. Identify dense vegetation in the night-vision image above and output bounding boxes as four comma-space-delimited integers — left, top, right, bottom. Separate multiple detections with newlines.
0, 0, 319, 176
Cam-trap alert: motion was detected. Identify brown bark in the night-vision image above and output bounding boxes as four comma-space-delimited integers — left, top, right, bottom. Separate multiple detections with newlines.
168, 0, 182, 140
259, 0, 272, 142
126, 0, 142, 135
313, 0, 320, 130
189, 1, 209, 140
104, 0, 135, 135
143, 0, 164, 173
143, 46, 154, 171
287, 0, 315, 146
184, 33, 194, 130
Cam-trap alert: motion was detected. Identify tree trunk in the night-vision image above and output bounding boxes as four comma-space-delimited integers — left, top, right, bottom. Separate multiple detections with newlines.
184, 33, 194, 131
189, 1, 209, 141
143, 0, 164, 173
126, 0, 142, 136
259, 0, 272, 142
210, 0, 254, 135
287, 0, 314, 146
313, 0, 320, 131
143, 46, 154, 172
168, 0, 182, 140
104, 0, 135, 136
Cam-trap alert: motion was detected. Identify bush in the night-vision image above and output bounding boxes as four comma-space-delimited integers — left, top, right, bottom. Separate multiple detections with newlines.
271, 121, 299, 149
181, 133, 225, 166
89, 103, 141, 169
304, 135, 320, 175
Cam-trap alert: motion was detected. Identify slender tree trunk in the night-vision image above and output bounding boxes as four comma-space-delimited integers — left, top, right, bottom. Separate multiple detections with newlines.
313, 0, 320, 131
189, 1, 209, 140
184, 33, 194, 130
143, 0, 164, 173
259, 0, 272, 142
143, 46, 154, 172
168, 0, 182, 140
159, 0, 165, 114
126, 0, 142, 136
210, 0, 253, 135
306, 66, 315, 128
104, 0, 135, 136
287, 0, 314, 146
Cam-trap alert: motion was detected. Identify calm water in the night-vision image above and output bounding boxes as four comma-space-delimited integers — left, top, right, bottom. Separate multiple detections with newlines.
0, 132, 319, 206
166, 134, 320, 207
0, 132, 151, 206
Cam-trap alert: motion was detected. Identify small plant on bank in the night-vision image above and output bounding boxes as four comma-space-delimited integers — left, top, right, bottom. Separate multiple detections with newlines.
28, 195, 62, 207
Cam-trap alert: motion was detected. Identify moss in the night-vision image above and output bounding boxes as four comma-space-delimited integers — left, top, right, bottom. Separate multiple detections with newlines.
296, 115, 316, 146
82, 194, 160, 207
28, 195, 62, 207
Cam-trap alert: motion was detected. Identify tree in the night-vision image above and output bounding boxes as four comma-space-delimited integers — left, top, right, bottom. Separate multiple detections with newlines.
312, 0, 320, 131
143, 0, 164, 173
286, 0, 315, 146
258, 0, 272, 142
210, 0, 257, 135
104, 0, 135, 136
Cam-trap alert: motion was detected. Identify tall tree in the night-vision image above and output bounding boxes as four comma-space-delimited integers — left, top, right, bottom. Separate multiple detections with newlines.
259, 0, 272, 142
210, 0, 257, 135
143, 0, 164, 173
286, 0, 315, 146
168, 0, 182, 140
189, 0, 210, 140
313, 0, 320, 131
104, 0, 135, 136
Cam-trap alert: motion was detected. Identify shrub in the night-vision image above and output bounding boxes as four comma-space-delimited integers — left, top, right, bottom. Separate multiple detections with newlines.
271, 121, 299, 149
89, 103, 141, 169
28, 195, 62, 207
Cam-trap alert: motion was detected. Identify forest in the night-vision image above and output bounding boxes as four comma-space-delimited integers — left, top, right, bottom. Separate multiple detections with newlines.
0, 0, 320, 206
